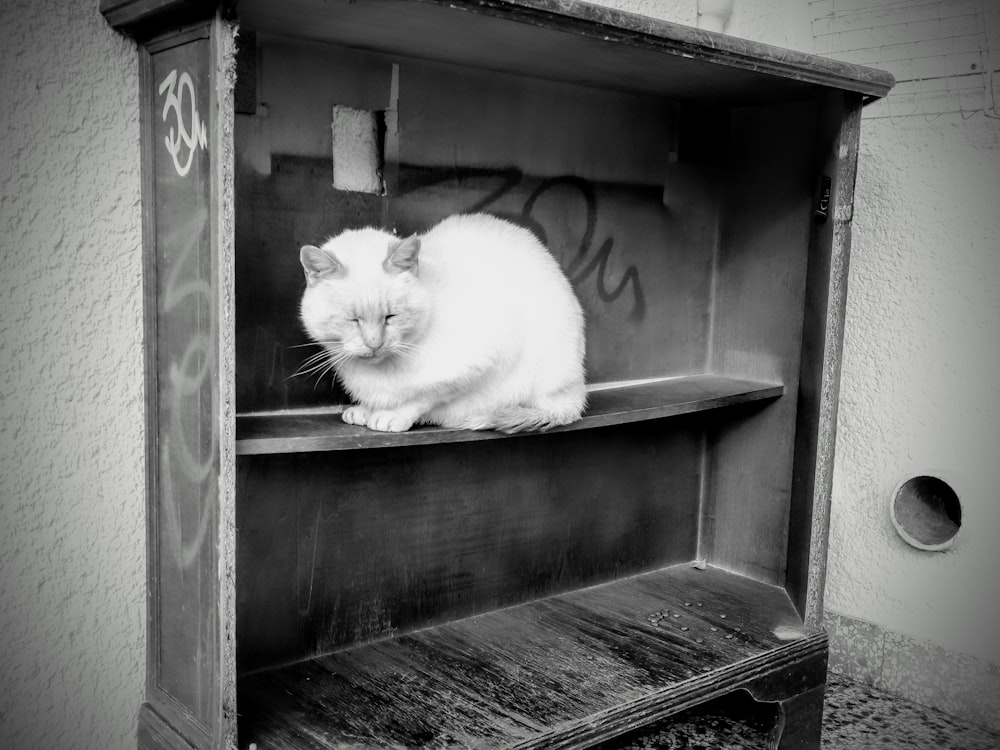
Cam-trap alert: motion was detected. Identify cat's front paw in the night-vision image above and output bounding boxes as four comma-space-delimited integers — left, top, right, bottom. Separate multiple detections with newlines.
342, 405, 371, 426
366, 410, 415, 433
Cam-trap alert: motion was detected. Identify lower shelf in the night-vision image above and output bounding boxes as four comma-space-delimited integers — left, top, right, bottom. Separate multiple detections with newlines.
237, 565, 826, 749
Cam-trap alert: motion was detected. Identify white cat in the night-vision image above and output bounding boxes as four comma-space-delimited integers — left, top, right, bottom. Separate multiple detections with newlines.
299, 213, 587, 433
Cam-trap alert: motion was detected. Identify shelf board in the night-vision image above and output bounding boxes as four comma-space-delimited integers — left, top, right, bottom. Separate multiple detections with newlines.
236, 375, 782, 455
237, 564, 825, 749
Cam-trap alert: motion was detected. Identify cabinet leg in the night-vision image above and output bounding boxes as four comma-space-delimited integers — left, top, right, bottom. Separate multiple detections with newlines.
137, 703, 199, 750
768, 685, 826, 750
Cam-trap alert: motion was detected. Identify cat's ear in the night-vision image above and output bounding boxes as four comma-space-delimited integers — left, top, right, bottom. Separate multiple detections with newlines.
300, 245, 342, 285
384, 235, 420, 275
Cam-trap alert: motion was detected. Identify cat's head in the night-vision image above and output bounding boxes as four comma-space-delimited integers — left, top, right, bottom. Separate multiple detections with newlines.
299, 228, 429, 366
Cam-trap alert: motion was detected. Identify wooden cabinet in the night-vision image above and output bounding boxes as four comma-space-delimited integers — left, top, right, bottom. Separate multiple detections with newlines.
102, 1, 893, 747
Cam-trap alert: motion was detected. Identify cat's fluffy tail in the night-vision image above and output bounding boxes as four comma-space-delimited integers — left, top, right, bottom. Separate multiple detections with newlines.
482, 386, 587, 434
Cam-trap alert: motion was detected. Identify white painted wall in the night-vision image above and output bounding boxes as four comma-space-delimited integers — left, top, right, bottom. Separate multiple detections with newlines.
829, 111, 1000, 665
0, 0, 145, 747
1, 0, 996, 746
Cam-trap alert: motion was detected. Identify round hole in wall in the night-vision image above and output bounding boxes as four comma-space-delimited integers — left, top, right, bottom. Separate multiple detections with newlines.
889, 474, 961, 551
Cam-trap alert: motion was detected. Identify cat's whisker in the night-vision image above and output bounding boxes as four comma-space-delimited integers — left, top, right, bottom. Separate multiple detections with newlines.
298, 350, 336, 369
290, 362, 329, 379
391, 342, 420, 361
288, 347, 348, 380
288, 349, 348, 391
289, 369, 320, 382
288, 340, 340, 349
296, 347, 336, 366
311, 359, 343, 394
299, 350, 330, 367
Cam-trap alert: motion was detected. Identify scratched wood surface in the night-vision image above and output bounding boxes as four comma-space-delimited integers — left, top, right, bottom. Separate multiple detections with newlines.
235, 420, 705, 671
786, 92, 864, 625
236, 376, 781, 454
237, 564, 825, 749
140, 27, 227, 743
234, 0, 893, 101
699, 100, 818, 589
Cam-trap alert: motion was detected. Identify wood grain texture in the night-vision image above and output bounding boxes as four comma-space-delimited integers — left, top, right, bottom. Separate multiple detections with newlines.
785, 92, 861, 625
140, 25, 222, 748
235, 420, 704, 670
234, 0, 893, 101
237, 565, 826, 749
701, 100, 818, 587
137, 703, 203, 750
235, 376, 782, 454
768, 685, 826, 750
101, 0, 219, 39
213, 19, 241, 750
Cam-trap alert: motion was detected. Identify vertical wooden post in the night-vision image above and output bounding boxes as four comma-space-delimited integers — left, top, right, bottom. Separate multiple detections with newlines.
786, 91, 865, 627
106, 5, 236, 746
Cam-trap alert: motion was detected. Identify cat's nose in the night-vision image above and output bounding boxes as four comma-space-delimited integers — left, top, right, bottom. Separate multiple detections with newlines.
359, 322, 384, 351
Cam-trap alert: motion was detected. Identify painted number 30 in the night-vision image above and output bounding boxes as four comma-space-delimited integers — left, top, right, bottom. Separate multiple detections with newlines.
158, 69, 208, 177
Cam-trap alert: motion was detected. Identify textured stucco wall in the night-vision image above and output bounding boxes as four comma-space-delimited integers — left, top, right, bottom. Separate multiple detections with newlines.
0, 0, 145, 747
827, 112, 1000, 665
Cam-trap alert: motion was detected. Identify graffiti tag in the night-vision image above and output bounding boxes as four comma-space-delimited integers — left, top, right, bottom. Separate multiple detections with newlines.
160, 206, 216, 568
158, 69, 208, 177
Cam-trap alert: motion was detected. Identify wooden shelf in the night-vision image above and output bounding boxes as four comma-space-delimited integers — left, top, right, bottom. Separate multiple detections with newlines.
237, 564, 825, 749
235, 375, 782, 455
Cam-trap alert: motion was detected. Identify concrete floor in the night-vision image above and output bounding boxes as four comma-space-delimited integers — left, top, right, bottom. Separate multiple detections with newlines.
821, 674, 999, 750
603, 673, 1000, 749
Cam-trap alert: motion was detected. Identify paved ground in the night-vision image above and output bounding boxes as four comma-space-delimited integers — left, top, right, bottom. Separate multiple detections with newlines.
601, 673, 1000, 749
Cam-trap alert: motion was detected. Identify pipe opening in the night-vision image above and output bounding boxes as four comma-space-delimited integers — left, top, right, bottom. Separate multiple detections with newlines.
890, 475, 961, 551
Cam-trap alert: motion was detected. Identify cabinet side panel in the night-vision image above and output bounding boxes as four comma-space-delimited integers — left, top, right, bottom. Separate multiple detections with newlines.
704, 101, 819, 585
786, 92, 862, 625
141, 25, 223, 747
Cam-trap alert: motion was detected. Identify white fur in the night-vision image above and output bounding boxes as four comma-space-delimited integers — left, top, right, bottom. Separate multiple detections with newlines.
299, 213, 586, 433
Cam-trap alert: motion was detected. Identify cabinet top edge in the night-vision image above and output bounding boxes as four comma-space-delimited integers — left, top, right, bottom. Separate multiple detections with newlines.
453, 0, 895, 97
102, 0, 895, 99
100, 0, 221, 39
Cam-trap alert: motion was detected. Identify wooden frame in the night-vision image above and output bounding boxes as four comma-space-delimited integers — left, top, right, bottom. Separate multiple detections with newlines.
103, 1, 893, 748
122, 12, 238, 747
